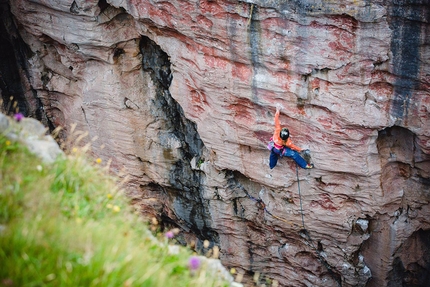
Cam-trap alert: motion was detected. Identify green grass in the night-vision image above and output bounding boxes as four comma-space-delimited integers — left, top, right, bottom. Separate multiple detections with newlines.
0, 135, 228, 287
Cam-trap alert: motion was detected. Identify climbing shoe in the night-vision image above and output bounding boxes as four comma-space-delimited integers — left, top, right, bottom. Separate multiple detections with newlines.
305, 163, 314, 169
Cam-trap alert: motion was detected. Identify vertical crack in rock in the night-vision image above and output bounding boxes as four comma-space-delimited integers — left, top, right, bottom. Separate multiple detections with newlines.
248, 4, 262, 101
0, 3, 28, 116
388, 0, 427, 124
0, 2, 51, 128
0, 2, 27, 115
81, 106, 89, 125
139, 36, 218, 241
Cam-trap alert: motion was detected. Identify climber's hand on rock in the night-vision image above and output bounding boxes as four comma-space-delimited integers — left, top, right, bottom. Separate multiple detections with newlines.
275, 103, 284, 112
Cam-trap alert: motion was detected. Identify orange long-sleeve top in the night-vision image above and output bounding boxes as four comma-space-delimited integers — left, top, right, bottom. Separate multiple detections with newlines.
272, 110, 302, 152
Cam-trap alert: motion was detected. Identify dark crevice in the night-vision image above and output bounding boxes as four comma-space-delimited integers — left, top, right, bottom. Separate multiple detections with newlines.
98, 0, 109, 12
81, 106, 88, 125
388, 0, 428, 124
0, 1, 51, 129
364, 126, 430, 286
113, 48, 124, 59
70, 1, 79, 14
387, 229, 430, 287
139, 35, 217, 242
233, 198, 238, 215
0, 2, 29, 115
419, 176, 430, 186
248, 3, 262, 100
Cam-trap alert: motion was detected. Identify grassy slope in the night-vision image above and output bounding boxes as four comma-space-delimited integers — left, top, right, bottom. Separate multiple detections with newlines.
0, 134, 228, 287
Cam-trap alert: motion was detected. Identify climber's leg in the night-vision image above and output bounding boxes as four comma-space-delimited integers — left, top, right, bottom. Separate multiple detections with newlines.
282, 148, 308, 169
269, 149, 280, 169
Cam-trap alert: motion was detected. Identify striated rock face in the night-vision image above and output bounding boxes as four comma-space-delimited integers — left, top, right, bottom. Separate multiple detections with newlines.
1, 0, 430, 286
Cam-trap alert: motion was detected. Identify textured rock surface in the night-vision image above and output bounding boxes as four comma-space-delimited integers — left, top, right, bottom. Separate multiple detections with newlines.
1, 0, 430, 286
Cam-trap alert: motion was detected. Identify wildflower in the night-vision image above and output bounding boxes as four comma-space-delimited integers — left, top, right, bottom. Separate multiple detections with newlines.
96, 158, 102, 164
165, 231, 174, 239
5, 140, 10, 146
113, 205, 120, 212
36, 165, 43, 172
106, 204, 113, 209
230, 268, 236, 274
14, 113, 24, 122
188, 256, 201, 271
107, 193, 113, 199
72, 147, 78, 153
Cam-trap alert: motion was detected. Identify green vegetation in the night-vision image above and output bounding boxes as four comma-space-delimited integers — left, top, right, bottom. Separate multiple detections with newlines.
0, 134, 228, 287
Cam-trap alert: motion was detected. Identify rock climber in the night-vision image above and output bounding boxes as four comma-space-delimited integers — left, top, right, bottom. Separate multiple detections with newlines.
269, 105, 313, 170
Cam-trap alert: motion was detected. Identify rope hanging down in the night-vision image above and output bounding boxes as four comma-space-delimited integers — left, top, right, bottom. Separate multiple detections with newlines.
238, 168, 341, 285
295, 164, 342, 286
244, 140, 341, 284
296, 164, 306, 229
240, 174, 341, 286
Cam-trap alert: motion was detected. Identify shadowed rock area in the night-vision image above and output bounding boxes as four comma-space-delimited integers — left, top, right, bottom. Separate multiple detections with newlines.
1, 0, 429, 286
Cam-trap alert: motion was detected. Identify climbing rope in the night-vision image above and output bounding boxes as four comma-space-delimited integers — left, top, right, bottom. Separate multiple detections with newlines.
237, 166, 342, 285
296, 164, 306, 229
252, 107, 341, 283
294, 163, 342, 286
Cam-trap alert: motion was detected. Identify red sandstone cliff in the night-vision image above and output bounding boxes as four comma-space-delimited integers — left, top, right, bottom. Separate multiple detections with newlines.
1, 0, 429, 286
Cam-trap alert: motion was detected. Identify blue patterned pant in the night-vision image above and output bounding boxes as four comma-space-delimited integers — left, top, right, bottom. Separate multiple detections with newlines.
269, 147, 308, 169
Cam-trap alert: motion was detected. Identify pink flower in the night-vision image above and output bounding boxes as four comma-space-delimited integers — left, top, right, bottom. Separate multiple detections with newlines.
165, 231, 174, 239
14, 113, 24, 122
188, 256, 201, 270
